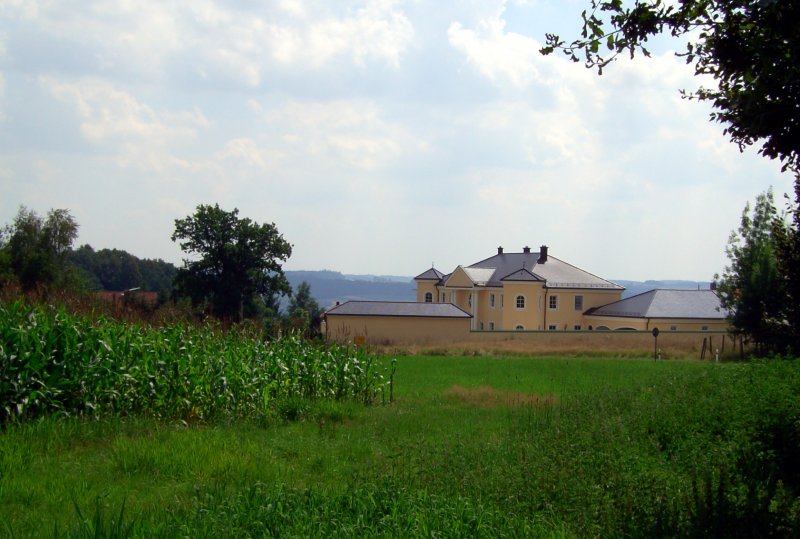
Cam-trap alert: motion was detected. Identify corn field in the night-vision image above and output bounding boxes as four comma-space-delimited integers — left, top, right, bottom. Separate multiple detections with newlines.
0, 301, 391, 425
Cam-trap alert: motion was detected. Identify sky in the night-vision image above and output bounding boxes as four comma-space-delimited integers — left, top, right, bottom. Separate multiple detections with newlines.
0, 0, 794, 282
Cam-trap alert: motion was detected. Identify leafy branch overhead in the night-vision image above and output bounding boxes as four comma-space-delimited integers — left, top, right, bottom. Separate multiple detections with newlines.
541, 0, 800, 177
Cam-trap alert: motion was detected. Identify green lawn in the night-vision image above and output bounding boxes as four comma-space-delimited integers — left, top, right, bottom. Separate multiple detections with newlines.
2, 356, 798, 537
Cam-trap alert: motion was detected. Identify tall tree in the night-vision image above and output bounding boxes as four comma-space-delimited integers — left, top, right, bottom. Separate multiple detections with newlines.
540, 0, 800, 180
715, 189, 790, 354
2, 206, 79, 291
773, 185, 800, 355
288, 281, 323, 336
171, 204, 292, 322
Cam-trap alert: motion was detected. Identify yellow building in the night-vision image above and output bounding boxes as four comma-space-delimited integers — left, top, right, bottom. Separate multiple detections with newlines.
324, 245, 729, 344
415, 245, 625, 331
324, 301, 472, 344
584, 289, 729, 332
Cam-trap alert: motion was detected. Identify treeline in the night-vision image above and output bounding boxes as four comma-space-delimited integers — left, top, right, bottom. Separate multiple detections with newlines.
0, 205, 323, 337
0, 206, 177, 296
69, 245, 178, 296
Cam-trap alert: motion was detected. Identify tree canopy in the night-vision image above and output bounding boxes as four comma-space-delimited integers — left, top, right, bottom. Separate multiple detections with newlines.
69, 245, 178, 295
541, 0, 800, 180
715, 189, 791, 354
287, 281, 323, 336
1, 206, 79, 291
171, 204, 292, 322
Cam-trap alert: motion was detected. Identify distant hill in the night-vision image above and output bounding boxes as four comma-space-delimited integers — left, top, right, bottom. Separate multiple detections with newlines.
285, 271, 416, 309
285, 271, 714, 310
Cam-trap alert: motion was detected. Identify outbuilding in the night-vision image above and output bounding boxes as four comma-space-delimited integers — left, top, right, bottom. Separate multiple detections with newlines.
583, 289, 729, 331
324, 301, 472, 344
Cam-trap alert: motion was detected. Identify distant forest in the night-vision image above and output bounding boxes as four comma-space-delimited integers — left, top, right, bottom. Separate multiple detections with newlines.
68, 245, 178, 296
64, 247, 415, 308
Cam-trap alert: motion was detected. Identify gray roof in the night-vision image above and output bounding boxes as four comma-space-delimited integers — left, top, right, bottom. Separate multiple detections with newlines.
468, 250, 623, 289
501, 268, 544, 282
325, 301, 472, 318
585, 289, 728, 319
414, 268, 445, 281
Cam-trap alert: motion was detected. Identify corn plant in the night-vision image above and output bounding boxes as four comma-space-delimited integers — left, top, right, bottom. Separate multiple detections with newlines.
0, 301, 392, 425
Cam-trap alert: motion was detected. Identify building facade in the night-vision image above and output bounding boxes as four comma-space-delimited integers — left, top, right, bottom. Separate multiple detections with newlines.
415, 246, 625, 331
323, 245, 730, 344
324, 301, 472, 344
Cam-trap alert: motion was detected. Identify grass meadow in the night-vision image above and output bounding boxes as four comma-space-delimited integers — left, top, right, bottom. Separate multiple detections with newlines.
1, 303, 799, 537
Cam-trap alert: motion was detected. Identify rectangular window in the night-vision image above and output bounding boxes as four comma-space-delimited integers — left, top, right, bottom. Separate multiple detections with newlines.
489, 322, 495, 331
549, 295, 558, 310
490, 294, 495, 308
574, 325, 582, 331
701, 325, 709, 331
574, 295, 584, 310
670, 325, 677, 331
501, 294, 504, 307
450, 291, 455, 303
480, 322, 484, 330
548, 324, 557, 331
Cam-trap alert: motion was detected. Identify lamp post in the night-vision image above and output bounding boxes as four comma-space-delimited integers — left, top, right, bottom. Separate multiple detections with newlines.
652, 327, 659, 361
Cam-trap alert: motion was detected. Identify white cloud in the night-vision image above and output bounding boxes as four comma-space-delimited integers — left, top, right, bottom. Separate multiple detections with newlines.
4, 1, 414, 91
448, 11, 541, 87
42, 77, 208, 146
0, 0, 41, 19
266, 1, 415, 68
216, 138, 273, 171
259, 98, 421, 170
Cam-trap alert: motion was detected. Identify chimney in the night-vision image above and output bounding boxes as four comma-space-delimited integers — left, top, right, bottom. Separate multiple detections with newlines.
538, 245, 548, 264
497, 246, 504, 255
522, 246, 531, 254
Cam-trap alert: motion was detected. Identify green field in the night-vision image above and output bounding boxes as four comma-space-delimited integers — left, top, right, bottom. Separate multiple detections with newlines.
1, 304, 799, 537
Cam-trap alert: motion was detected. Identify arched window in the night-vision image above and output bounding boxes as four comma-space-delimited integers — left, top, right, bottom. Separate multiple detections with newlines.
424, 292, 432, 303
515, 295, 525, 309
515, 324, 525, 331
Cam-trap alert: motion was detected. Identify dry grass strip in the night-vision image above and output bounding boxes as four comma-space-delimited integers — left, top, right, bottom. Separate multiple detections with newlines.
378, 332, 741, 360
443, 385, 558, 409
